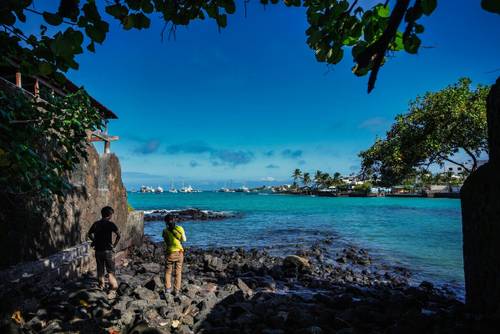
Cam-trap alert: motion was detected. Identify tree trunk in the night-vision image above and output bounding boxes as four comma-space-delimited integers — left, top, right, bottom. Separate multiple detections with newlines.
461, 77, 500, 313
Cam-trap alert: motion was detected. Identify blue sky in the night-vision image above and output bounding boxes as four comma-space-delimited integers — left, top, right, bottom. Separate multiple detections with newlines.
43, 0, 499, 188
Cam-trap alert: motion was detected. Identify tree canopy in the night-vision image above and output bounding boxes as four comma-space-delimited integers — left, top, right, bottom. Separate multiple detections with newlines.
0, 86, 103, 195
1, 1, 498, 92
1, 1, 498, 195
359, 78, 489, 186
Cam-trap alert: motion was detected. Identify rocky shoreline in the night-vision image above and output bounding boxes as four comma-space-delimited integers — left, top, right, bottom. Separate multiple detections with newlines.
143, 209, 238, 222
0, 239, 495, 333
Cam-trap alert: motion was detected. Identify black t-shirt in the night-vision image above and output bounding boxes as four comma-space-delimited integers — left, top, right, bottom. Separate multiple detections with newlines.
88, 220, 119, 251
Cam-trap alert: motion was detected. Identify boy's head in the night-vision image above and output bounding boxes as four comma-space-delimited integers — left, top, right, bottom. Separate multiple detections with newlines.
164, 214, 176, 227
101, 206, 114, 219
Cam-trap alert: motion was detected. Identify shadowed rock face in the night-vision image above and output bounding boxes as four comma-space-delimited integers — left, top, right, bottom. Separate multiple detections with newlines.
461, 77, 500, 313
0, 145, 130, 268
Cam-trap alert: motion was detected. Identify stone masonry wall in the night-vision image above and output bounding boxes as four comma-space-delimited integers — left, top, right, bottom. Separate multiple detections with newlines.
0, 211, 143, 291
0, 145, 143, 269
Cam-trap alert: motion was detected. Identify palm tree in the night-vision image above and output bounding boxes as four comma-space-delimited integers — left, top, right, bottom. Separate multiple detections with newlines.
292, 168, 302, 188
331, 172, 342, 186
314, 170, 323, 189
321, 172, 330, 188
302, 172, 311, 188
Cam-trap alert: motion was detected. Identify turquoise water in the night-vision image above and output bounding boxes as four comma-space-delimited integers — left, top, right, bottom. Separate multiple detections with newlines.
128, 192, 463, 294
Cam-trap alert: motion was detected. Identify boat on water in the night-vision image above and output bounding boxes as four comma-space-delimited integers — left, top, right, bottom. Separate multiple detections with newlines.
140, 185, 155, 193
168, 179, 178, 193
155, 186, 164, 193
179, 185, 194, 193
235, 186, 250, 193
217, 187, 235, 193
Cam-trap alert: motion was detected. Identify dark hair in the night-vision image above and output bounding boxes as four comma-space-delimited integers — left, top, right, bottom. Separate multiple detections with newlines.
164, 214, 176, 223
164, 214, 176, 231
101, 206, 114, 218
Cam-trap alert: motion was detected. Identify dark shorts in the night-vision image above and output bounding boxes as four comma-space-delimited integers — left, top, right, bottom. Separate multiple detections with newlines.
95, 250, 115, 276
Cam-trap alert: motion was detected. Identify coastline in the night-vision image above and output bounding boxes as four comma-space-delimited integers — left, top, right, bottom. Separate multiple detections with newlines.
2, 237, 485, 333
143, 217, 465, 300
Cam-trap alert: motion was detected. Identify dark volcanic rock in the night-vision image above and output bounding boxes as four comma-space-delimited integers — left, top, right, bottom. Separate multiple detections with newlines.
144, 209, 238, 222
2, 238, 487, 334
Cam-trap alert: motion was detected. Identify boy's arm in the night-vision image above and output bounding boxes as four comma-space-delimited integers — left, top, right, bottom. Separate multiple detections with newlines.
112, 224, 121, 248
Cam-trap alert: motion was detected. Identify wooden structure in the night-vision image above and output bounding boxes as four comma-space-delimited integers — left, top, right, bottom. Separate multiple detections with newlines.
0, 62, 119, 154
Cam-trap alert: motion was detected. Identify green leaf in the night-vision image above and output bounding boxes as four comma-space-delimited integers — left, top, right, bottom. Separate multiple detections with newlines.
327, 47, 344, 64
141, 0, 154, 13
42, 12, 63, 26
123, 13, 150, 30
342, 36, 358, 46
404, 34, 421, 54
38, 62, 53, 75
127, 0, 142, 11
421, 0, 437, 15
481, 0, 500, 14
392, 31, 404, 51
0, 10, 17, 25
217, 14, 227, 28
58, 0, 80, 21
85, 21, 109, 43
87, 41, 95, 52
223, 0, 236, 14
82, 1, 101, 21
352, 42, 367, 58
105, 4, 128, 18
376, 4, 390, 18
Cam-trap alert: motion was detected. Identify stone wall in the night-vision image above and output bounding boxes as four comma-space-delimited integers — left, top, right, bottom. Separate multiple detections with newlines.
0, 211, 143, 290
0, 145, 142, 269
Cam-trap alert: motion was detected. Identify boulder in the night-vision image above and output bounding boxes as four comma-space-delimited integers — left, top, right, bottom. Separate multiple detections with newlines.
237, 278, 253, 298
204, 255, 225, 272
128, 322, 169, 334
283, 255, 310, 270
140, 263, 162, 274
145, 276, 163, 292
118, 282, 134, 296
133, 286, 160, 302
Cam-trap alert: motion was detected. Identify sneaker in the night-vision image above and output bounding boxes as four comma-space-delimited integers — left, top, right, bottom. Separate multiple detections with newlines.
165, 288, 172, 293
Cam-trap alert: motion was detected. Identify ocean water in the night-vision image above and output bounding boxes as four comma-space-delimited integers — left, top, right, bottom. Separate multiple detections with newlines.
128, 192, 463, 294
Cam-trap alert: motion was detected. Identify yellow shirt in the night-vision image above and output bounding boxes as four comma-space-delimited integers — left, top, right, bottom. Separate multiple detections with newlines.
162, 225, 186, 253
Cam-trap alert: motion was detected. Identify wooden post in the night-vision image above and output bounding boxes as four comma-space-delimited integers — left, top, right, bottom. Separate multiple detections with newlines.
90, 131, 118, 154
34, 79, 40, 97
15, 71, 22, 88
104, 140, 111, 154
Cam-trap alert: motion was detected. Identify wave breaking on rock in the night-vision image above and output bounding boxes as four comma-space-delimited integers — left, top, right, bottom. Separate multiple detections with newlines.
143, 208, 239, 222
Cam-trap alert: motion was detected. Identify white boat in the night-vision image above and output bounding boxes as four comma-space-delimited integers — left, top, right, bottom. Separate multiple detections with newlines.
168, 179, 178, 193
217, 187, 235, 193
179, 185, 194, 193
155, 186, 164, 193
140, 185, 155, 193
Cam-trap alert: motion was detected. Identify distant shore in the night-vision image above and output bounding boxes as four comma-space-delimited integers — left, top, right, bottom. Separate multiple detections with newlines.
270, 189, 461, 199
